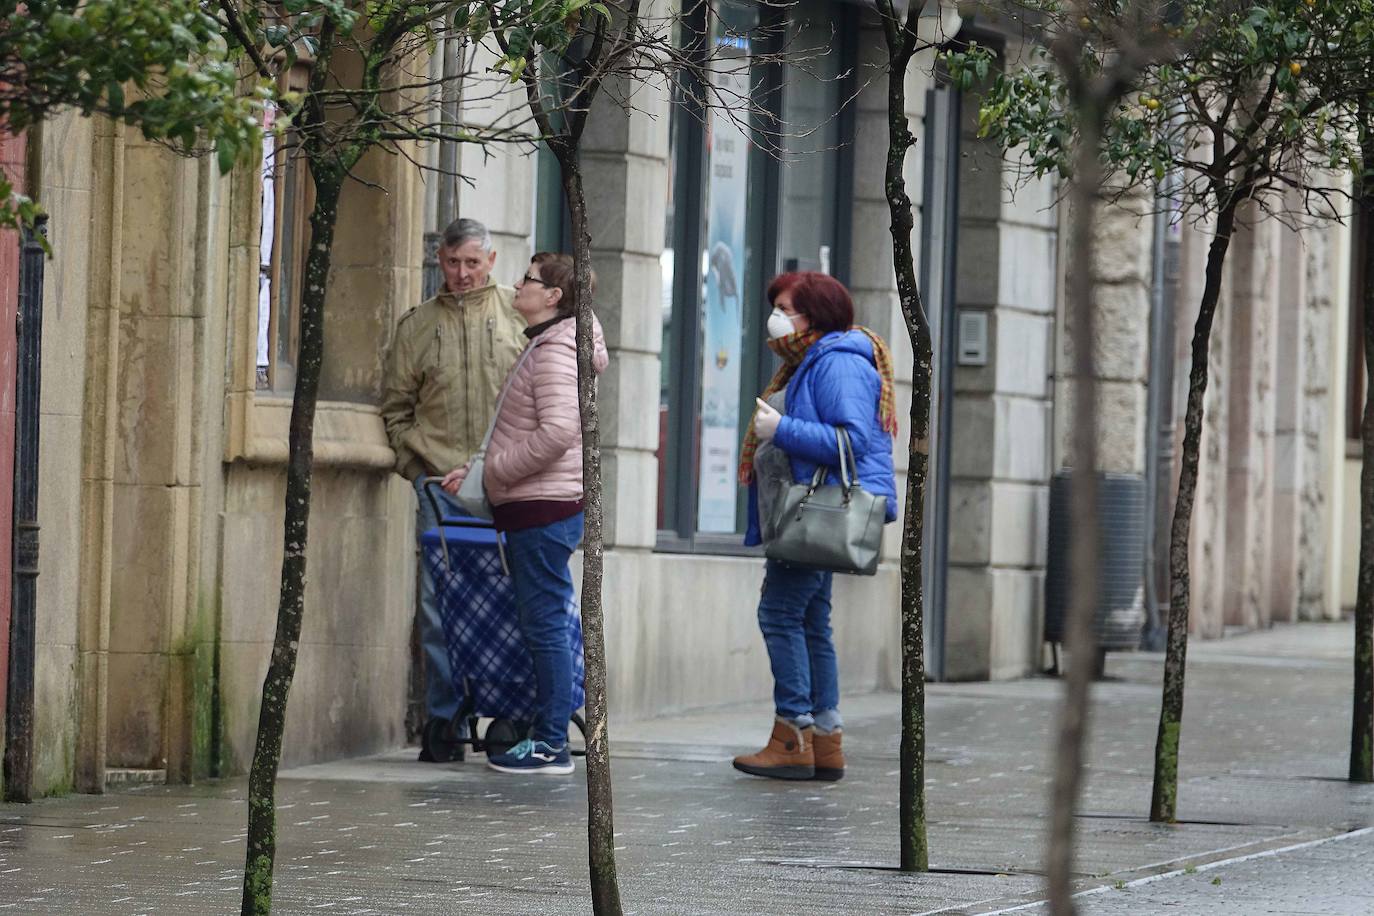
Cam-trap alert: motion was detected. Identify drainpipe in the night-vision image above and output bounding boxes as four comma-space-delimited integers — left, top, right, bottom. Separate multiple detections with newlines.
424, 28, 467, 299
3, 214, 47, 803
437, 30, 465, 227
1142, 182, 1178, 651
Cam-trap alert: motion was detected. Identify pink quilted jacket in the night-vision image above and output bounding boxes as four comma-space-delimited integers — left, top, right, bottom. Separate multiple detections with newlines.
484, 315, 609, 506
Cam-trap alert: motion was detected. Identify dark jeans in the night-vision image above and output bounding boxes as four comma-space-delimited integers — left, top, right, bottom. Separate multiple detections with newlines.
506, 512, 584, 745
414, 476, 462, 721
756, 560, 840, 729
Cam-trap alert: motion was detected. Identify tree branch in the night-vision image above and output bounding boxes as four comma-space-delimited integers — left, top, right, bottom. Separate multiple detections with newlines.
217, 0, 273, 81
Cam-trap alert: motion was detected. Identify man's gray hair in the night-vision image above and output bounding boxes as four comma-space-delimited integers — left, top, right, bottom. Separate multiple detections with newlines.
442, 217, 493, 252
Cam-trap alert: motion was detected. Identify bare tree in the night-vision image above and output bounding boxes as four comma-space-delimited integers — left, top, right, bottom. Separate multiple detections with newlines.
966, 0, 1373, 826
478, 0, 809, 907
872, 0, 941, 873
1353, 90, 1374, 785
207, 4, 584, 912
490, 8, 631, 905
1041, 11, 1164, 909
954, 1, 1185, 908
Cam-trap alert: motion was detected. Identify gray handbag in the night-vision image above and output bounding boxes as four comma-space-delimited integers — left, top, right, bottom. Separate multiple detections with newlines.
454, 428, 495, 521
764, 428, 887, 576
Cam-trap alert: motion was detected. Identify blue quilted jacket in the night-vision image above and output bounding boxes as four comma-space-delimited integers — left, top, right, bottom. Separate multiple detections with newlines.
744, 330, 899, 546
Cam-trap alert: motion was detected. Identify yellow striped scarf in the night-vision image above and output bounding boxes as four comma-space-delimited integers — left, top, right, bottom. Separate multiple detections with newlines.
737, 327, 898, 486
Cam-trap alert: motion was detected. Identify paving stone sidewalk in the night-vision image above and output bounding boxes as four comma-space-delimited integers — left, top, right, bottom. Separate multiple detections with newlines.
3, 621, 1372, 914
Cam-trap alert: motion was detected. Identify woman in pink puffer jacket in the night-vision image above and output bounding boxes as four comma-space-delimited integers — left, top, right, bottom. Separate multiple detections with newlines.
442, 252, 607, 775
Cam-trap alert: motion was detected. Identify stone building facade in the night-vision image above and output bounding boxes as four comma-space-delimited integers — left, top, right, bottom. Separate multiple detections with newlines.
1169, 202, 1355, 636
12, 111, 420, 794
2, 0, 1362, 796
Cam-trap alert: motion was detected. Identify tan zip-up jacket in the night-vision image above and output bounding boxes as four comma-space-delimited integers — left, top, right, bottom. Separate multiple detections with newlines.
381, 283, 526, 480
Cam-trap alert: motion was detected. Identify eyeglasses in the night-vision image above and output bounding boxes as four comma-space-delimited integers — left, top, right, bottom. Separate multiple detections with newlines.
518, 273, 549, 287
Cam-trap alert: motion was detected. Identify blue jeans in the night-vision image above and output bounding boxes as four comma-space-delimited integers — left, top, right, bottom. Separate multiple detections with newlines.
756, 560, 841, 730
414, 477, 462, 721
505, 513, 584, 746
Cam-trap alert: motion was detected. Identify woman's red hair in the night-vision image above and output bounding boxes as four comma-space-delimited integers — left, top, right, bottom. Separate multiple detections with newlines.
766, 271, 854, 335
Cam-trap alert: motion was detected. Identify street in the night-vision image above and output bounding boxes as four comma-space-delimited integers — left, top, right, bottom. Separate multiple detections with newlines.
3, 622, 1372, 914
1006, 829, 1374, 915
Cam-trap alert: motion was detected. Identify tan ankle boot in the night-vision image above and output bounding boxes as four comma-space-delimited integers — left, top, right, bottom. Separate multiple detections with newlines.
812, 729, 844, 781
732, 718, 814, 780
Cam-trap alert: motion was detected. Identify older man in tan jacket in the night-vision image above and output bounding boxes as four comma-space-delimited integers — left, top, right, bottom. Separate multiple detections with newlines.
381, 218, 526, 760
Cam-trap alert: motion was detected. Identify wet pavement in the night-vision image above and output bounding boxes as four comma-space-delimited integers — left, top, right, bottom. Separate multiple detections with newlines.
3, 621, 1373, 914
1006, 827, 1374, 914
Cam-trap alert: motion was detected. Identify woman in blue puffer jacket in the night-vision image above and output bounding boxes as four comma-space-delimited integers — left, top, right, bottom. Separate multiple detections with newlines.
732, 271, 898, 783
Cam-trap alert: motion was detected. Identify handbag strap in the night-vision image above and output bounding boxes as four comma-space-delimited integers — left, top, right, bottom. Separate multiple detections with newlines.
476, 342, 537, 452
804, 427, 859, 496
835, 427, 856, 491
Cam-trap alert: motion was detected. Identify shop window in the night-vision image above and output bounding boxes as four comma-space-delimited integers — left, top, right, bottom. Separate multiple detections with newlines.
533, 143, 570, 255
256, 66, 313, 393
775, 0, 853, 280
658, 87, 687, 532
657, 0, 856, 547
531, 50, 576, 256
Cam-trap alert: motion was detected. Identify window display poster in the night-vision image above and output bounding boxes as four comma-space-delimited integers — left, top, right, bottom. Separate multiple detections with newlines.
257, 104, 277, 375
696, 38, 751, 533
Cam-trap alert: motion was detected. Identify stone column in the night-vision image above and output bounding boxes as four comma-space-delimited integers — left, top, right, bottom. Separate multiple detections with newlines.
579, 71, 671, 551
35, 111, 100, 793
1298, 216, 1347, 620
1049, 193, 1151, 655
847, 17, 936, 564
102, 132, 207, 777
945, 85, 1058, 681
1221, 211, 1279, 628
1171, 216, 1230, 638
1268, 210, 1309, 622
1056, 194, 1152, 477
455, 42, 537, 268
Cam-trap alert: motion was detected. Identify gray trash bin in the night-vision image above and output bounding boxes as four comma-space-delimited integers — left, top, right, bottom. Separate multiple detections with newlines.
1044, 471, 1146, 654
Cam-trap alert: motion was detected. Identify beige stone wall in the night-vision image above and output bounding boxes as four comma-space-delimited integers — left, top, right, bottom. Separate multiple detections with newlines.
452, 38, 539, 270
32, 111, 97, 795
580, 60, 673, 551
1170, 213, 1230, 638
1165, 200, 1350, 635
211, 131, 424, 772
1220, 210, 1279, 629
216, 467, 414, 772
25, 78, 427, 793
946, 38, 1057, 681
848, 15, 939, 571
602, 553, 901, 720
1298, 215, 1347, 621
101, 132, 214, 775
1055, 194, 1151, 477
1268, 207, 1310, 624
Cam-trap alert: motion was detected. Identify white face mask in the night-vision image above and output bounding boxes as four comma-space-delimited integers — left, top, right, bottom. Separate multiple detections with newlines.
767, 308, 798, 340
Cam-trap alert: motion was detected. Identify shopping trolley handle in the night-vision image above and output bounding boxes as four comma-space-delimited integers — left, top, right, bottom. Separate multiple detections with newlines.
420, 477, 509, 576
420, 476, 493, 528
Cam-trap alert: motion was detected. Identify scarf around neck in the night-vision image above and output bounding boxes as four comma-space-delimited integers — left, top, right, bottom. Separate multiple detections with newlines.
737, 327, 898, 486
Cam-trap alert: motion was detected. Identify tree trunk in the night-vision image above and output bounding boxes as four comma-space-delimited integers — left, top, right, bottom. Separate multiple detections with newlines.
1351, 113, 1374, 784
881, 33, 932, 875
1149, 198, 1240, 822
1046, 110, 1105, 916
240, 168, 344, 916
555, 147, 624, 916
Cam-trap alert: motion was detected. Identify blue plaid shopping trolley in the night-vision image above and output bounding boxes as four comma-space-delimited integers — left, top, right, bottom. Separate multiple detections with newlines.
419, 481, 587, 762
